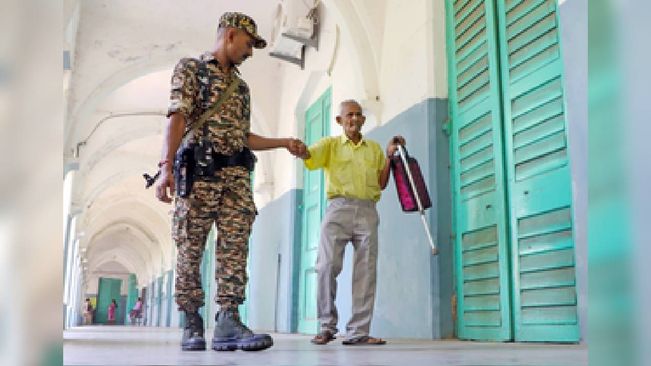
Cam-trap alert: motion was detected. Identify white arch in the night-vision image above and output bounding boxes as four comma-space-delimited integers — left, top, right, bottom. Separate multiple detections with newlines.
86, 195, 169, 235
88, 245, 154, 282
66, 53, 184, 151
77, 115, 164, 175
67, 56, 273, 159
89, 253, 140, 278
86, 219, 166, 269
79, 165, 159, 212
322, 0, 383, 119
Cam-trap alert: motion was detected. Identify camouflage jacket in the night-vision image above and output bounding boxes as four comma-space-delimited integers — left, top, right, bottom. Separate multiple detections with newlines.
167, 52, 251, 156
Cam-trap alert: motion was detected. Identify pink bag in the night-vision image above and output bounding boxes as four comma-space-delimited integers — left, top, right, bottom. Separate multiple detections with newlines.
390, 147, 432, 212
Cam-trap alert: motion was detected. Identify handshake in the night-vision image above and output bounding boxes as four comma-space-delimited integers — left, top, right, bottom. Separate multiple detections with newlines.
286, 138, 309, 159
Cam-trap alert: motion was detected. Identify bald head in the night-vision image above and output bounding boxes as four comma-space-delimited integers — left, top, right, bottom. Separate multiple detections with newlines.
336, 99, 366, 143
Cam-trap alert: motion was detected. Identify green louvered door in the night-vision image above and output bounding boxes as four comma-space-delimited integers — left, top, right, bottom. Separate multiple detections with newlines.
446, 0, 513, 341
446, 0, 579, 342
125, 274, 137, 325
497, 0, 579, 342
297, 88, 331, 334
156, 275, 163, 326
96, 277, 122, 324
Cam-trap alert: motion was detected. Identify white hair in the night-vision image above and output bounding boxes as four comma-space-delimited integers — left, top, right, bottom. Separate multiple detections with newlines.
338, 99, 362, 116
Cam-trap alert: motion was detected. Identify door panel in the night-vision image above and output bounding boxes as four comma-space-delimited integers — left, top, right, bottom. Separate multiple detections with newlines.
297, 88, 330, 334
448, 0, 579, 342
156, 276, 163, 326
446, 0, 513, 341
166, 270, 173, 327
496, 0, 579, 342
96, 277, 122, 324
125, 274, 138, 325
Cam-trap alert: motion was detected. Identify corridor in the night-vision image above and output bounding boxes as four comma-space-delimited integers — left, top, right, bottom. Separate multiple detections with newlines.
62, 0, 589, 364
64, 326, 587, 366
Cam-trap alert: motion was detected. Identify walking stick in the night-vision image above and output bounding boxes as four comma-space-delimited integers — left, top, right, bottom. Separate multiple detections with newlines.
395, 141, 439, 255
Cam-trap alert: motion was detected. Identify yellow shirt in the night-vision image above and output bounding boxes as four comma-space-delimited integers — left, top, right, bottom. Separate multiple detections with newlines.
304, 134, 386, 202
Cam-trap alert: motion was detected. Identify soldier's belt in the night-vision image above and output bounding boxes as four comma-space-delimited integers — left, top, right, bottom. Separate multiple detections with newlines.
209, 148, 256, 171
193, 145, 256, 177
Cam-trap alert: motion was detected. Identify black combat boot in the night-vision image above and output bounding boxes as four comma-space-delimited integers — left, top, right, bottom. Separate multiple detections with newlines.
181, 311, 206, 351
212, 310, 273, 351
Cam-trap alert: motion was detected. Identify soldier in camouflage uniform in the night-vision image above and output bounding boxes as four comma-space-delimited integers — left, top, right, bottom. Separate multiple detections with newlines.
155, 12, 304, 352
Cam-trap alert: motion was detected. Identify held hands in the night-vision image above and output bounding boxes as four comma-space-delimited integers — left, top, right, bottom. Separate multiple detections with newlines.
287, 138, 308, 159
386, 135, 406, 157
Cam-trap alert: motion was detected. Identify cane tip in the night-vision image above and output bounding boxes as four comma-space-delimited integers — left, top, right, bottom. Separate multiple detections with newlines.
431, 247, 439, 256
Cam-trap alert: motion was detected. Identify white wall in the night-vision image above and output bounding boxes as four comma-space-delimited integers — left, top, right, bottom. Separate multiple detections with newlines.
379, 0, 434, 122
266, 0, 447, 201
270, 0, 361, 199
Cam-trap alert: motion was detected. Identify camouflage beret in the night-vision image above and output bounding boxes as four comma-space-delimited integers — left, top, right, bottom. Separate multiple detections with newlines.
219, 12, 267, 49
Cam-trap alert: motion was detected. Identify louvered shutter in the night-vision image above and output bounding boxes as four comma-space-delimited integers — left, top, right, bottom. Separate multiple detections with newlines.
496, 0, 580, 342
446, 0, 513, 341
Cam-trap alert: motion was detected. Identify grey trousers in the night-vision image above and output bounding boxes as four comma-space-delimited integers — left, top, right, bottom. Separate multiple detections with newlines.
316, 197, 379, 339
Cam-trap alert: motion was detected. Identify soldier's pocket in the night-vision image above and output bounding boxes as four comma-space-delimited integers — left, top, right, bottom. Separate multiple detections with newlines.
171, 200, 190, 243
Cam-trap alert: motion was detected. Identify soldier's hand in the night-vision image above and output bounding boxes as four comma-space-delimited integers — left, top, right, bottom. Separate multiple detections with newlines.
295, 140, 307, 158
286, 138, 302, 156
292, 139, 310, 159
156, 169, 175, 203
386, 135, 406, 157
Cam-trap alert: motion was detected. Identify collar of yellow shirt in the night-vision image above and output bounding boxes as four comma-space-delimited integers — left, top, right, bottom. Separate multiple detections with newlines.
339, 133, 368, 148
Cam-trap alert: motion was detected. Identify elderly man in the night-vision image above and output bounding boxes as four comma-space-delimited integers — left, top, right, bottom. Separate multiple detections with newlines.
298, 99, 405, 346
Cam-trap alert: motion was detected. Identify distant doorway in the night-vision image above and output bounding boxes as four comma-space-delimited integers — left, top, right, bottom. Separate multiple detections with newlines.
96, 277, 122, 324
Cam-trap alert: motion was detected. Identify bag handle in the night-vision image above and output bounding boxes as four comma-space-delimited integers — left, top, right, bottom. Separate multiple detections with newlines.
392, 137, 410, 157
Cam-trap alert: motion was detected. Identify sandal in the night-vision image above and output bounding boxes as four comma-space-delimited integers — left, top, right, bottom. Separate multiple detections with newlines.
342, 336, 386, 346
311, 330, 336, 345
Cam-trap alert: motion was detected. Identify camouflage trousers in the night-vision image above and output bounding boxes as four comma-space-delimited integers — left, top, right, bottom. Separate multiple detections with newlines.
172, 167, 256, 313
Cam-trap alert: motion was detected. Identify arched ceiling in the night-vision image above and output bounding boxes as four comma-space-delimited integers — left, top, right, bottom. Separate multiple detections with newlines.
65, 0, 281, 291
65, 0, 280, 154
64, 0, 384, 292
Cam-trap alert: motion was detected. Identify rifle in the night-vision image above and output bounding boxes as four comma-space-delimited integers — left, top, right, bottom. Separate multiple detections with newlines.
143, 76, 241, 189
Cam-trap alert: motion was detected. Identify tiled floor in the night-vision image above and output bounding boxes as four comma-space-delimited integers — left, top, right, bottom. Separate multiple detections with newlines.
63, 326, 587, 366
